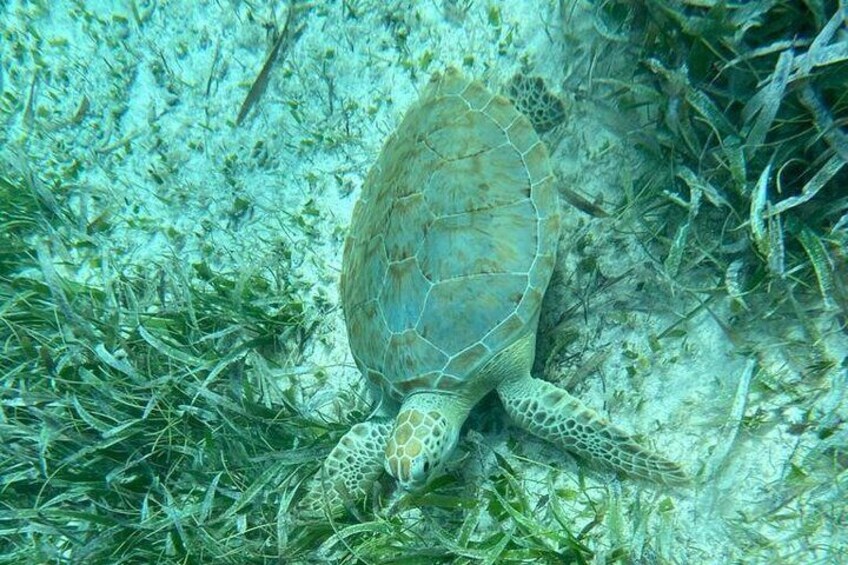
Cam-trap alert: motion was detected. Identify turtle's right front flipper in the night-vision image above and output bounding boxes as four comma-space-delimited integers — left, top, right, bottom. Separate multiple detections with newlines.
294, 420, 392, 522
497, 375, 690, 486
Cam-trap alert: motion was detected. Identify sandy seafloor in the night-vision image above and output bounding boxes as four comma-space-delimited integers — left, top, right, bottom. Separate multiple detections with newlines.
1, 0, 846, 562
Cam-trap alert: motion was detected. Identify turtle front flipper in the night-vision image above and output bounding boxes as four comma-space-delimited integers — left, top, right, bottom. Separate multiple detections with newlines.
497, 375, 689, 486
295, 420, 392, 521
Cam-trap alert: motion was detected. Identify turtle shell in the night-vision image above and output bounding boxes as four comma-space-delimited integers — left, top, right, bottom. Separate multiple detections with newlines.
341, 68, 560, 399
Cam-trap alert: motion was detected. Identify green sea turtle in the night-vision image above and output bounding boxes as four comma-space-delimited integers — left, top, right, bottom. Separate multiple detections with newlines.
296, 68, 687, 519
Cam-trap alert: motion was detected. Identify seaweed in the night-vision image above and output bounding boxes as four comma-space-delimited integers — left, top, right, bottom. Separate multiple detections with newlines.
592, 0, 848, 315
581, 2, 848, 560
0, 171, 331, 562
235, 1, 309, 126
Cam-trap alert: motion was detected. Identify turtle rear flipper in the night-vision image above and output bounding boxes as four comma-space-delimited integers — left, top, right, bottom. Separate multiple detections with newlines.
497, 375, 689, 486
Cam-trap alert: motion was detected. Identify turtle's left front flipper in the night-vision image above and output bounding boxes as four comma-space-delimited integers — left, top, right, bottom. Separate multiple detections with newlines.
497, 375, 690, 486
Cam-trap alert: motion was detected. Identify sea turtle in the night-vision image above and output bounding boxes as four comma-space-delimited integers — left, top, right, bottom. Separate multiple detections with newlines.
296, 68, 687, 519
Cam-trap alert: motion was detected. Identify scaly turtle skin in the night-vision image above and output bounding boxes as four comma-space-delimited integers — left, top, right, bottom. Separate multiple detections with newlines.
296, 68, 687, 520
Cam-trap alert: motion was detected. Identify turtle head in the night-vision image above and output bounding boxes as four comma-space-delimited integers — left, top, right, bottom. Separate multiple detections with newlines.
384, 406, 460, 491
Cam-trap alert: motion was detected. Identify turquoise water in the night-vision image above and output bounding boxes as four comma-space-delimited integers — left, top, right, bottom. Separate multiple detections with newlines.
1, 1, 845, 563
